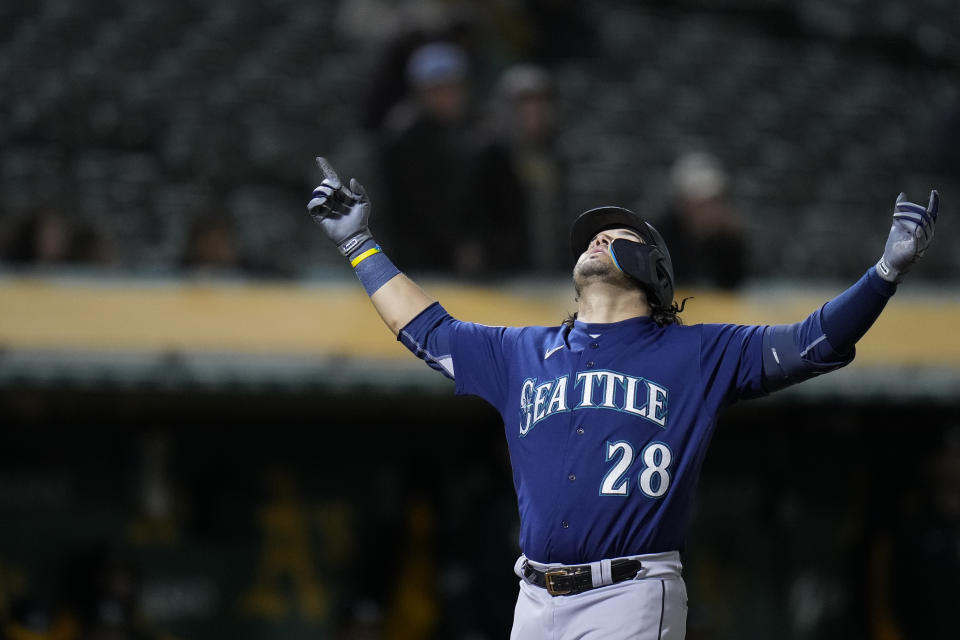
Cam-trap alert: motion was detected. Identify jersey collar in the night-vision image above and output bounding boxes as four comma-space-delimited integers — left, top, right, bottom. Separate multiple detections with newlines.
567, 315, 657, 350
573, 315, 657, 333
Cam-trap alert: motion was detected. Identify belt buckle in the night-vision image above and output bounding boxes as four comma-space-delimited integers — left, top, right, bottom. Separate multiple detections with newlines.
544, 568, 572, 596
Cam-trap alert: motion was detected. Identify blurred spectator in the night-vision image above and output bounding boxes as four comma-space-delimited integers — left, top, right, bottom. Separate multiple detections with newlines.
463, 63, 571, 277
339, 0, 595, 134
3, 206, 71, 266
10, 207, 71, 266
375, 41, 477, 275
2, 204, 113, 268
180, 213, 238, 274
341, 1, 489, 134
179, 208, 290, 279
646, 151, 749, 290
69, 221, 114, 266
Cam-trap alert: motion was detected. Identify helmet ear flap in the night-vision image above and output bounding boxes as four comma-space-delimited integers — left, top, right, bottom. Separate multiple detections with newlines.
609, 238, 674, 309
654, 255, 672, 290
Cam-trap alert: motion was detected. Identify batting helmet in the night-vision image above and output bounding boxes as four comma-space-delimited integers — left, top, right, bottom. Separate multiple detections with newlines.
570, 206, 675, 309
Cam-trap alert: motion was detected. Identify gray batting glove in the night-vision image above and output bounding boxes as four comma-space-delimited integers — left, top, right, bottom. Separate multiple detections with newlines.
307, 157, 374, 258
875, 190, 940, 283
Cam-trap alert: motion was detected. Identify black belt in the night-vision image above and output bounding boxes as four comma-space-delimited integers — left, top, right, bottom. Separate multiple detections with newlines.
522, 558, 643, 596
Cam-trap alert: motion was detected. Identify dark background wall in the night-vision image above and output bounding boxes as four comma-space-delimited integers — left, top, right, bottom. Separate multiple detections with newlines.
2, 387, 957, 640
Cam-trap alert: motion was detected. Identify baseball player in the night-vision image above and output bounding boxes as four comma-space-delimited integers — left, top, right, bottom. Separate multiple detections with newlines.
306, 156, 939, 639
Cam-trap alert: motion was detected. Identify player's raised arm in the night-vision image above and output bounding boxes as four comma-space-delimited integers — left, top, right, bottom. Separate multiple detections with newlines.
307, 157, 434, 335
762, 189, 941, 391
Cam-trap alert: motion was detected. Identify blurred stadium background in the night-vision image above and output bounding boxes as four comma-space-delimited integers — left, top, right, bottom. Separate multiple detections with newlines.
1, 0, 958, 639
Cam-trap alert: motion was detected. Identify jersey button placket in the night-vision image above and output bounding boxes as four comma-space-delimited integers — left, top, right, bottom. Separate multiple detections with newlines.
587, 340, 600, 371
560, 339, 592, 536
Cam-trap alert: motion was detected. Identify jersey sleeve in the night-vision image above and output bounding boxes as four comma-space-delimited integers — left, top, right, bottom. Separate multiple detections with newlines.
397, 302, 515, 408
698, 323, 768, 407
397, 302, 458, 380
448, 319, 517, 409
760, 268, 893, 391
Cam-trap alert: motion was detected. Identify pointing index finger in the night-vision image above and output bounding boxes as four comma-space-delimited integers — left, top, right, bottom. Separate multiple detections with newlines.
315, 157, 342, 190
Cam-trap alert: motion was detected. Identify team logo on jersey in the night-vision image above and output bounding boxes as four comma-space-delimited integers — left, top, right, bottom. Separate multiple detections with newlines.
519, 369, 669, 437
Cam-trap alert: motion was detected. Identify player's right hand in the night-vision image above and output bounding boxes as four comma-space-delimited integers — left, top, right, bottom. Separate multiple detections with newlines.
308, 157, 373, 258
876, 190, 939, 283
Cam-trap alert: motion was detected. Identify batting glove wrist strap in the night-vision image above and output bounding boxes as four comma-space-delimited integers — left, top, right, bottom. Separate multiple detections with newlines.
339, 232, 375, 261
874, 256, 902, 284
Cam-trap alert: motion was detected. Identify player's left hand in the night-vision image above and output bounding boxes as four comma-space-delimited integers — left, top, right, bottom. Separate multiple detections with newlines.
876, 190, 939, 283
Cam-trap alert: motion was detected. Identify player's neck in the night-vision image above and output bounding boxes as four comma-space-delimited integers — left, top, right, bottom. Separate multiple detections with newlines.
576, 284, 650, 324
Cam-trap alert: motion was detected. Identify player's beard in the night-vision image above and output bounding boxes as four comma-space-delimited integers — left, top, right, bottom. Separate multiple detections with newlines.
572, 254, 635, 297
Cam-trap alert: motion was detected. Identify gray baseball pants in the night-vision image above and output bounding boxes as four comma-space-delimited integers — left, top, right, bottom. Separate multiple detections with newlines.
510, 551, 687, 640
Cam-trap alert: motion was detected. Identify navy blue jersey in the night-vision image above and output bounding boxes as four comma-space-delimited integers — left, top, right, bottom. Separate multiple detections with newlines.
398, 280, 885, 565
444, 314, 768, 564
